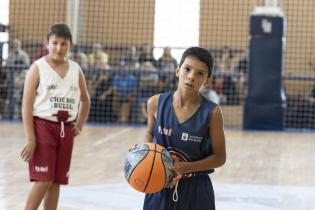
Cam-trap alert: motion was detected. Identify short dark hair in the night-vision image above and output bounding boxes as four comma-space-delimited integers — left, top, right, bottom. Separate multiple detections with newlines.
179, 47, 214, 77
47, 23, 72, 44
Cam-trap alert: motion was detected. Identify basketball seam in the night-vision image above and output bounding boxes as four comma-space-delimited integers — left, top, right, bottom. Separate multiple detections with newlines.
130, 149, 161, 154
143, 144, 157, 192
161, 150, 167, 187
127, 151, 150, 183
127, 149, 163, 183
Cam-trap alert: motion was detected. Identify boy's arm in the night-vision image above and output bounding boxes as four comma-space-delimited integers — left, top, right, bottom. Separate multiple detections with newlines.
144, 94, 159, 143
74, 69, 90, 134
205, 105, 226, 167
21, 64, 39, 162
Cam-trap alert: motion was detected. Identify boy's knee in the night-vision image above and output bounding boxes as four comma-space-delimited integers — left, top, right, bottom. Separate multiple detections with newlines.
35, 181, 53, 189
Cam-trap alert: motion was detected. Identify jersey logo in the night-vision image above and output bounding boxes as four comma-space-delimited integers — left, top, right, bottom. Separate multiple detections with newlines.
158, 125, 173, 136
70, 86, 78, 91
181, 133, 188, 141
47, 84, 57, 90
180, 132, 203, 143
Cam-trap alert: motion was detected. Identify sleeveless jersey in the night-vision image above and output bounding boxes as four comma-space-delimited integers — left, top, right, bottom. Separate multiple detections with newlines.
153, 91, 217, 175
33, 57, 81, 122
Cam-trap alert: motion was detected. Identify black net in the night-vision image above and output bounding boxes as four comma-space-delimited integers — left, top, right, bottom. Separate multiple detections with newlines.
0, 0, 314, 130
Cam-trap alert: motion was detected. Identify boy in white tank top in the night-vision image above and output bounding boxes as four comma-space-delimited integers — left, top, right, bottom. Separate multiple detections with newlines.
20, 23, 90, 210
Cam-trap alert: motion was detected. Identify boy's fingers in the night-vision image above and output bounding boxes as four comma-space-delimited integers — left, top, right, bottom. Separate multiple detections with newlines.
21, 148, 32, 162
21, 149, 28, 160
25, 153, 32, 162
21, 153, 28, 161
168, 180, 175, 188
168, 172, 181, 188
20, 148, 25, 157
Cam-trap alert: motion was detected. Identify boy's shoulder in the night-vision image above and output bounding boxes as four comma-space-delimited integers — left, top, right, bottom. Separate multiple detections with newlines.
159, 91, 173, 98
30, 57, 45, 70
201, 94, 218, 106
66, 59, 82, 71
68, 58, 78, 65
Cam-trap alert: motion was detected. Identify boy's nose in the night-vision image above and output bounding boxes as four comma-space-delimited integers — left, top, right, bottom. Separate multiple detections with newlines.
56, 45, 62, 51
188, 71, 196, 80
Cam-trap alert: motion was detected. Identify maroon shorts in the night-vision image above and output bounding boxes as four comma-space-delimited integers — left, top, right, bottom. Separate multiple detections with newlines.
29, 117, 75, 185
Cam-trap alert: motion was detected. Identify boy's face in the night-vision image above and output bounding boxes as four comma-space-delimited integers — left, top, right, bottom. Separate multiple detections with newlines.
176, 56, 209, 93
46, 35, 71, 61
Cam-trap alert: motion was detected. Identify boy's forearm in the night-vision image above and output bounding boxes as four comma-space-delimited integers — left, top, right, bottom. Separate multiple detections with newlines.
22, 107, 36, 143
75, 100, 90, 129
182, 154, 226, 174
144, 132, 153, 142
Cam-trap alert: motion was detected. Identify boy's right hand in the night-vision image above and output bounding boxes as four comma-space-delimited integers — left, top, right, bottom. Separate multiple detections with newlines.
21, 141, 36, 162
168, 157, 183, 189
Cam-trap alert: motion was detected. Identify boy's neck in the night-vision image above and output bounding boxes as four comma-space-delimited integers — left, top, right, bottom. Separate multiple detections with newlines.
45, 56, 67, 66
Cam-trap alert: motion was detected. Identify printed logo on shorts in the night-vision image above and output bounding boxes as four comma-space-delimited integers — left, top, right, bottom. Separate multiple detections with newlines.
35, 166, 48, 173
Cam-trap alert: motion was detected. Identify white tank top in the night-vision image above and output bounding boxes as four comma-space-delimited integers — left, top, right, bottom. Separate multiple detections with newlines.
33, 57, 81, 122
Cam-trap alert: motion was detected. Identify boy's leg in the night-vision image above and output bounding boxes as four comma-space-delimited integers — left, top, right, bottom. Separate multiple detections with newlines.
25, 118, 59, 210
44, 183, 60, 210
24, 181, 52, 210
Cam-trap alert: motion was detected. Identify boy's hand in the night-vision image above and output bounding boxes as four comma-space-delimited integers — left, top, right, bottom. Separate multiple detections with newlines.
72, 126, 82, 136
168, 170, 182, 189
21, 141, 36, 162
168, 157, 183, 189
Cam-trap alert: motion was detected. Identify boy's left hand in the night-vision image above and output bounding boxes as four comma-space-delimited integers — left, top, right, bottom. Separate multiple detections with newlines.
72, 126, 82, 136
21, 141, 36, 162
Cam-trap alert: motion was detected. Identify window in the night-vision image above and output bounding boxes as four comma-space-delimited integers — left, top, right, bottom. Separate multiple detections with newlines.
0, 0, 9, 61
154, 0, 200, 61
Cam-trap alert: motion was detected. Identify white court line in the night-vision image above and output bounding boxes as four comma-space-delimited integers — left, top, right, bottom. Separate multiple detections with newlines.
92, 128, 133, 147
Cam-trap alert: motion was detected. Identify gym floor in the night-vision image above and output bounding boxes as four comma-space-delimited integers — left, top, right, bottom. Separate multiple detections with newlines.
1, 122, 314, 210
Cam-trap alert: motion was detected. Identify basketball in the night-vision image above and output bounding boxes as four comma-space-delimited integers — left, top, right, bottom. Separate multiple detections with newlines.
124, 142, 174, 193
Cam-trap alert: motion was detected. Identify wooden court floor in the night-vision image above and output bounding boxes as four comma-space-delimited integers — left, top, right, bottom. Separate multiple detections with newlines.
0, 122, 315, 210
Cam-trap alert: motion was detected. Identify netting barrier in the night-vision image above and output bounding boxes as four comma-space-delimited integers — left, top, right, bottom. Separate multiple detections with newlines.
0, 0, 314, 130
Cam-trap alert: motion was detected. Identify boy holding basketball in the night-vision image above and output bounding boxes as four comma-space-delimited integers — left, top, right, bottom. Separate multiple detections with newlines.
144, 47, 226, 210
20, 23, 90, 210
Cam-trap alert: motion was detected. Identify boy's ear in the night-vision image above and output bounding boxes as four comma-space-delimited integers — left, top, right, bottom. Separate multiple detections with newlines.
175, 67, 180, 77
203, 78, 209, 85
44, 40, 49, 49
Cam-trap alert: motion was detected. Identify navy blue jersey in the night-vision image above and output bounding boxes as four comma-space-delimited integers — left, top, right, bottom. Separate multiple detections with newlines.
144, 91, 217, 210
153, 91, 216, 175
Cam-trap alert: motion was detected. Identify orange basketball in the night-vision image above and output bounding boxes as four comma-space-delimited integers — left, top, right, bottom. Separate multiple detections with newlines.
124, 142, 174, 193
